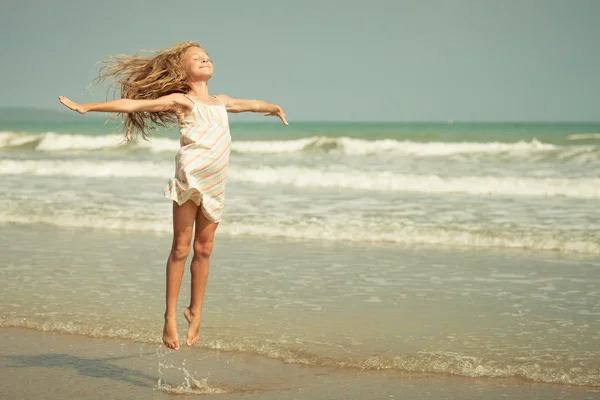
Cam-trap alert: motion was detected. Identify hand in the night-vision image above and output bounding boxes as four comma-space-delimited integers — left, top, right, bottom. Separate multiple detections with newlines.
264, 106, 288, 126
58, 96, 87, 114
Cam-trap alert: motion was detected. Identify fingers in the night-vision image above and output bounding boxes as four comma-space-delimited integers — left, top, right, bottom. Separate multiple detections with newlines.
58, 96, 86, 114
279, 110, 288, 125
263, 111, 289, 125
58, 96, 71, 106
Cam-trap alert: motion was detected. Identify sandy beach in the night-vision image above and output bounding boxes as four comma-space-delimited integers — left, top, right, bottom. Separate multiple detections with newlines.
2, 119, 600, 398
3, 0, 600, 396
2, 328, 599, 399
1, 223, 599, 399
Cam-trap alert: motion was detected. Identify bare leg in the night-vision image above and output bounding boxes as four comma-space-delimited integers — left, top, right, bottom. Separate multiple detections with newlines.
163, 200, 198, 350
184, 208, 219, 346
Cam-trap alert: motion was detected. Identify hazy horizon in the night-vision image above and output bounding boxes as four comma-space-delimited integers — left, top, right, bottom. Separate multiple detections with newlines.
1, 0, 599, 122
0, 105, 599, 125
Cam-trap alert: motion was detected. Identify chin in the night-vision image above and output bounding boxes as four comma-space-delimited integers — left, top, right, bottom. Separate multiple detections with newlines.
191, 73, 213, 81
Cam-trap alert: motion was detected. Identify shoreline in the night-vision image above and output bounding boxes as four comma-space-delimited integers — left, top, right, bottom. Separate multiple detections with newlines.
2, 223, 599, 397
3, 220, 599, 258
2, 325, 600, 390
2, 327, 599, 399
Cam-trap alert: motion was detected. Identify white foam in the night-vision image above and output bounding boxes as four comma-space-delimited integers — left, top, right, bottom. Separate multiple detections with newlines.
232, 136, 558, 156
0, 131, 41, 147
0, 159, 171, 177
1, 212, 598, 254
228, 166, 600, 199
567, 133, 600, 140
224, 222, 600, 254
36, 132, 127, 151
2, 159, 598, 199
0, 131, 180, 152
0, 131, 569, 157
1, 315, 597, 386
232, 137, 313, 153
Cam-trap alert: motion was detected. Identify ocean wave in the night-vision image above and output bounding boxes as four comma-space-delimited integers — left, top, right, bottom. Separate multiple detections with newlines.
567, 133, 600, 140
2, 159, 598, 199
232, 136, 560, 156
0, 131, 179, 152
228, 166, 600, 199
4, 131, 600, 160
0, 159, 171, 178
1, 317, 597, 386
224, 222, 600, 254
1, 212, 598, 254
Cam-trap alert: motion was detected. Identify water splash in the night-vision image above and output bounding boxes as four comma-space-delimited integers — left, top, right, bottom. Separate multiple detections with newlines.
155, 348, 228, 395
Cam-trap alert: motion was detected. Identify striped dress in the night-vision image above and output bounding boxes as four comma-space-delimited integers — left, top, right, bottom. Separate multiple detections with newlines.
164, 94, 231, 223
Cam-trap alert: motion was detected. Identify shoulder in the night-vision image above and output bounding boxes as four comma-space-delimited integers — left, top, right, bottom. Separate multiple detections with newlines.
214, 94, 252, 113
153, 93, 193, 113
165, 93, 193, 107
214, 94, 232, 106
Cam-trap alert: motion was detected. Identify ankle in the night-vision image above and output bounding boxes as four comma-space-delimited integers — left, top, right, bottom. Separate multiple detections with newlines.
186, 306, 201, 316
164, 312, 177, 321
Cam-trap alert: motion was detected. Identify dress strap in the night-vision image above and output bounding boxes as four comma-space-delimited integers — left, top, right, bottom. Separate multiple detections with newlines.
213, 95, 225, 107
183, 94, 195, 105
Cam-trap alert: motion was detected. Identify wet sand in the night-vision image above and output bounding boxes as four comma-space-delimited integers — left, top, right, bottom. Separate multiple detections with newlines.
1, 328, 599, 399
1, 222, 600, 398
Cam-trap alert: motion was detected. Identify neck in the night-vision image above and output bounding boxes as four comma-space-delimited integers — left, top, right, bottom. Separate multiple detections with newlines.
187, 80, 209, 96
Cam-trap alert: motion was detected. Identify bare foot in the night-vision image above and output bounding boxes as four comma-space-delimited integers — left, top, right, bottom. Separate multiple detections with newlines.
183, 307, 201, 347
162, 315, 180, 350
57, 96, 87, 114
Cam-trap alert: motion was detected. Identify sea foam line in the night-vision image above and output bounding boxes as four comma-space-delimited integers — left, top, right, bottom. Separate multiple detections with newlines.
0, 131, 573, 156
568, 133, 600, 140
1, 213, 598, 254
1, 159, 597, 199
228, 166, 600, 199
1, 317, 598, 386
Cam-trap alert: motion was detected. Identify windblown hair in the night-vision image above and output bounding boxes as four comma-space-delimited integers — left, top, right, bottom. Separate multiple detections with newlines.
93, 41, 202, 141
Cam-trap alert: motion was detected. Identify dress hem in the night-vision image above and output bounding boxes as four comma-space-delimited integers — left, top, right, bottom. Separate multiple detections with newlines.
164, 179, 222, 223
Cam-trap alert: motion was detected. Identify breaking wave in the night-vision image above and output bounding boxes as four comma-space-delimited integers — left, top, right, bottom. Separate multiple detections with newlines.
3, 131, 599, 160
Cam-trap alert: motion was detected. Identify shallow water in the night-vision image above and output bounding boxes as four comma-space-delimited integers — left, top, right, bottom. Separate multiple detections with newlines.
1, 225, 599, 387
4, 329, 599, 400
1, 121, 600, 253
2, 119, 600, 393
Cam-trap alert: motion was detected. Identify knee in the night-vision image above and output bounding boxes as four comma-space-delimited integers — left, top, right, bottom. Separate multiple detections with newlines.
171, 242, 191, 262
193, 240, 213, 259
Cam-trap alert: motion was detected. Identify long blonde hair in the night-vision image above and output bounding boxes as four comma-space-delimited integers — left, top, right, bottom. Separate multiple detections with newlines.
93, 41, 201, 141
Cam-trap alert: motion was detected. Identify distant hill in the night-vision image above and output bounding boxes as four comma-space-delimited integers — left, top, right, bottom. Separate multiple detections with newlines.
0, 107, 106, 122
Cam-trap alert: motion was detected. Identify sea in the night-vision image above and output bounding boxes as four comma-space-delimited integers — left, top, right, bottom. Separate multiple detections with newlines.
1, 114, 599, 398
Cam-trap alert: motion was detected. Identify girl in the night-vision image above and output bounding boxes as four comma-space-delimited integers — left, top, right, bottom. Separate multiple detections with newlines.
58, 41, 288, 350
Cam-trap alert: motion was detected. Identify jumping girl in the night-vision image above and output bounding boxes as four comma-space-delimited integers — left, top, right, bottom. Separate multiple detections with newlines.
58, 41, 288, 350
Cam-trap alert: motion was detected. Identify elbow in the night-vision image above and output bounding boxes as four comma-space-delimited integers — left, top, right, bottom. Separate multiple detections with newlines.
226, 103, 244, 113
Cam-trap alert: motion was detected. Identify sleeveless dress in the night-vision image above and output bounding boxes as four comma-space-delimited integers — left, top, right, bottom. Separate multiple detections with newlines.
163, 94, 231, 223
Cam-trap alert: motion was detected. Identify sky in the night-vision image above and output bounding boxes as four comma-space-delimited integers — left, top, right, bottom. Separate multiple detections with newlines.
0, 0, 599, 122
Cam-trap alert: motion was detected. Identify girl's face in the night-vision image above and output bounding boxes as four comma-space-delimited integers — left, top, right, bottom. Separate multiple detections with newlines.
183, 46, 213, 80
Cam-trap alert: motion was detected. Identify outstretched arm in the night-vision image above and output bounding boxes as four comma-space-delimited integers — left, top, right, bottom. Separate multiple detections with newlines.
216, 94, 288, 125
57, 93, 191, 114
